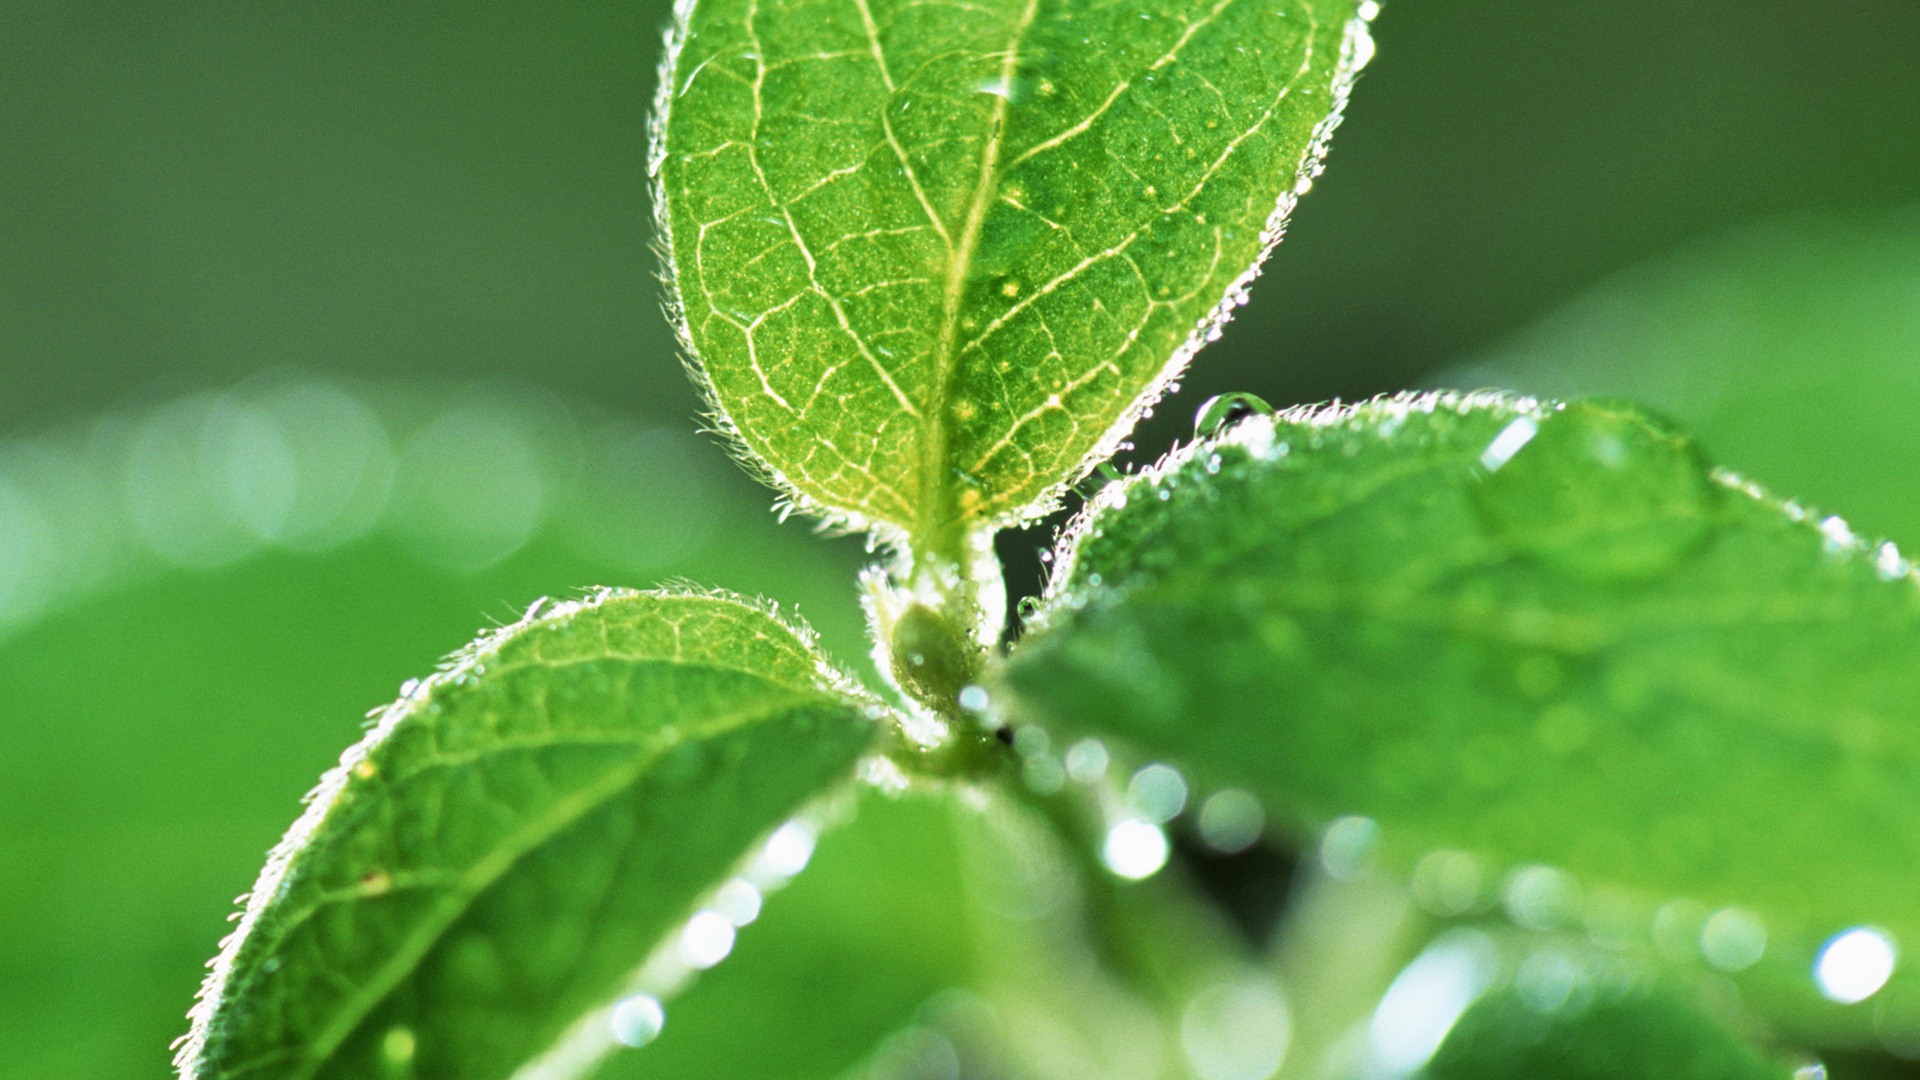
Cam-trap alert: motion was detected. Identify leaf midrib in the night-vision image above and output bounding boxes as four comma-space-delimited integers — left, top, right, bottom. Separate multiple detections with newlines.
917, 0, 1041, 555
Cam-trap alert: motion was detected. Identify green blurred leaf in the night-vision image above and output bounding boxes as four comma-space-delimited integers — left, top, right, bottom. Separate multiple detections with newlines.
1001, 391, 1920, 1027
654, 0, 1373, 546
177, 589, 881, 1080
1429, 984, 1786, 1080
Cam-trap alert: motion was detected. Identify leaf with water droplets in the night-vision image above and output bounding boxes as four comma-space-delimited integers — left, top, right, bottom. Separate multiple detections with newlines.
653, 0, 1375, 553
177, 589, 880, 1080
1429, 983, 1787, 1080
1001, 391, 1920, 1039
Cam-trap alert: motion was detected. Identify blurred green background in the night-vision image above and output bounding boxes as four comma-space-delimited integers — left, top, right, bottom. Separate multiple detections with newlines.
2, 1, 1918, 1076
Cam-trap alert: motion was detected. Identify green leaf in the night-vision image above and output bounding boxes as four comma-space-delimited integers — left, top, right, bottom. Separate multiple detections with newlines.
1450, 207, 1920, 550
1001, 391, 1920, 1027
653, 0, 1376, 549
1429, 984, 1787, 1080
602, 789, 979, 1080
176, 588, 880, 1080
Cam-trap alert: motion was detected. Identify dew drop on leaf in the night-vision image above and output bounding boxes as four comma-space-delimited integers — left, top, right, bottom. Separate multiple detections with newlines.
1193, 392, 1275, 438
1411, 850, 1486, 917
1815, 927, 1898, 1004
1102, 818, 1170, 880
1063, 738, 1111, 784
1699, 907, 1768, 971
1196, 789, 1263, 854
381, 1026, 417, 1065
1126, 763, 1189, 824
1319, 815, 1380, 880
1472, 399, 1718, 580
677, 910, 736, 970
609, 994, 666, 1049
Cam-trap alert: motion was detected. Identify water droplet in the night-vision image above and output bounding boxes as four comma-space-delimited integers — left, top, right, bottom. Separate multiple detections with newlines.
956, 684, 990, 712
1699, 907, 1767, 971
1197, 789, 1263, 854
1411, 850, 1485, 917
1063, 738, 1109, 783
1473, 400, 1718, 580
1652, 899, 1709, 964
713, 879, 762, 926
1319, 815, 1379, 880
1127, 763, 1189, 824
1815, 927, 1897, 1004
381, 1026, 417, 1065
1502, 864, 1582, 931
610, 994, 666, 1048
1817, 515, 1858, 553
1194, 393, 1274, 437
678, 910, 736, 969
753, 820, 816, 882
1012, 726, 1050, 756
1023, 755, 1066, 794
1875, 541, 1909, 581
1181, 973, 1292, 1080
1102, 818, 1170, 880
1477, 416, 1538, 472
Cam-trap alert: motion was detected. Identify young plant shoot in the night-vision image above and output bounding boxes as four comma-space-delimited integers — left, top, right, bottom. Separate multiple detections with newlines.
176, 2, 1919, 1076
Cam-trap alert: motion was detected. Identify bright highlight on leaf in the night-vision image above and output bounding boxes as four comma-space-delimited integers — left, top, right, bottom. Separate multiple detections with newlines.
176, 589, 879, 1080
1003, 391, 1920, 1029
654, 0, 1375, 551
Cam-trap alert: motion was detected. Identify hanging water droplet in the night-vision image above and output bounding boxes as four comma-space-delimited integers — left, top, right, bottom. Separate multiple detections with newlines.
1875, 541, 1908, 581
678, 910, 736, 969
1815, 927, 1897, 1004
1410, 849, 1485, 917
1074, 471, 1112, 500
713, 879, 763, 927
1699, 907, 1767, 971
753, 820, 816, 882
1472, 400, 1718, 580
1180, 972, 1292, 1080
381, 1026, 417, 1065
1063, 738, 1110, 783
1127, 763, 1189, 824
1196, 789, 1263, 854
1194, 393, 1274, 437
1319, 815, 1379, 880
610, 994, 666, 1048
1102, 818, 1170, 880
1501, 864, 1582, 931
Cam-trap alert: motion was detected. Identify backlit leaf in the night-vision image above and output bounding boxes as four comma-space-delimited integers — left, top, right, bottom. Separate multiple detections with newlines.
1001, 391, 1920, 1036
1430, 984, 1786, 1080
653, 0, 1375, 550
176, 589, 880, 1080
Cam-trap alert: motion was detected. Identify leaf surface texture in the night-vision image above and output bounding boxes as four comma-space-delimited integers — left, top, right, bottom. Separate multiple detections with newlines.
656, 0, 1372, 541
1005, 392, 1920, 1022
179, 589, 878, 1080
